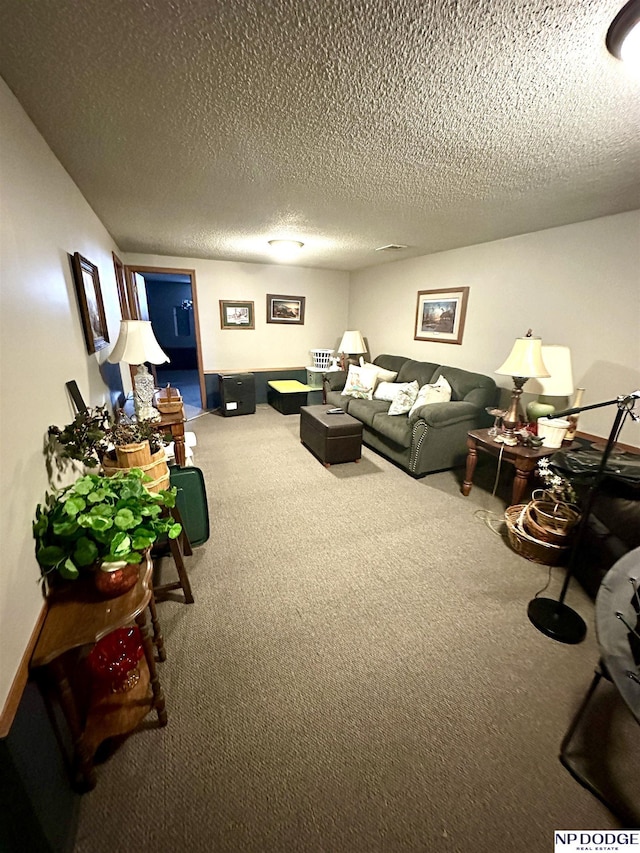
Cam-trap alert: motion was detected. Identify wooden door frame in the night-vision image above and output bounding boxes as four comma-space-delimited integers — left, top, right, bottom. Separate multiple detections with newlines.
123, 264, 206, 410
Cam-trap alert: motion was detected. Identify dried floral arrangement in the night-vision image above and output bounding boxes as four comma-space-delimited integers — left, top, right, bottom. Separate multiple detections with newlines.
535, 458, 578, 505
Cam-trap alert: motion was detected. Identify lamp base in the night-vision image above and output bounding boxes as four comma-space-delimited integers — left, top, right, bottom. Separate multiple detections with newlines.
527, 597, 586, 644
133, 364, 160, 422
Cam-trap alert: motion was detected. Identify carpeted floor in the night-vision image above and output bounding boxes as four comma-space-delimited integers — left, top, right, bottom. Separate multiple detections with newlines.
73, 405, 639, 852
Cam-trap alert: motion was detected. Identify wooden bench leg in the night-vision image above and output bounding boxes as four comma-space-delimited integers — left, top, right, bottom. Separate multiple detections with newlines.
153, 507, 195, 604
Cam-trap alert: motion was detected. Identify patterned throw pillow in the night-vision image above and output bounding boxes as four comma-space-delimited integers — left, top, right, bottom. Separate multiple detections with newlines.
387, 381, 420, 415
341, 365, 379, 399
408, 375, 453, 418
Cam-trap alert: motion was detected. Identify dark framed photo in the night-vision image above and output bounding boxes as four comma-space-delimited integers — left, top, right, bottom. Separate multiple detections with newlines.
219, 300, 255, 329
266, 294, 306, 325
414, 287, 469, 345
71, 252, 110, 354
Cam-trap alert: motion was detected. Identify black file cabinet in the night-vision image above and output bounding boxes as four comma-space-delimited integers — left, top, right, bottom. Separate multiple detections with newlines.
219, 373, 256, 417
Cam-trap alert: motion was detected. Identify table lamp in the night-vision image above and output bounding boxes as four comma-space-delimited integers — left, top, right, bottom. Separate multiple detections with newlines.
495, 330, 549, 439
108, 320, 169, 421
525, 345, 574, 423
338, 330, 366, 370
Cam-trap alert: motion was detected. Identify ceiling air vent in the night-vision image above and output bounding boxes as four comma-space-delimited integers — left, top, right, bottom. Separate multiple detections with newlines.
375, 243, 408, 252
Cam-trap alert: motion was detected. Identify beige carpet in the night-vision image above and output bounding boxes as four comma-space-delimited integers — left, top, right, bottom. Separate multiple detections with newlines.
73, 405, 639, 852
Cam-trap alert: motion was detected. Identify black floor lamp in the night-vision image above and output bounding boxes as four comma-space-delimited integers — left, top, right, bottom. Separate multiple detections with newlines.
528, 392, 640, 644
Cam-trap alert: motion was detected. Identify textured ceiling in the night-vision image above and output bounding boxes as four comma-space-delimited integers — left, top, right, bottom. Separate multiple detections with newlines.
1, 0, 639, 271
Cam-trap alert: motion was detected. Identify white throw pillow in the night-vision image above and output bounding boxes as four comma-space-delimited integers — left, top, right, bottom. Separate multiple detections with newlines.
373, 381, 404, 402
341, 365, 379, 399
359, 358, 398, 383
387, 381, 420, 415
408, 375, 452, 417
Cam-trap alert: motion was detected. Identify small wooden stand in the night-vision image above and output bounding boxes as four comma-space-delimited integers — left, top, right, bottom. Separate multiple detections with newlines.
30, 555, 167, 791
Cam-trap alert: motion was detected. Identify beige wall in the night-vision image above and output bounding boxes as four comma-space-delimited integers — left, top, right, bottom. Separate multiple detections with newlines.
0, 79, 126, 711
124, 254, 350, 371
349, 212, 640, 445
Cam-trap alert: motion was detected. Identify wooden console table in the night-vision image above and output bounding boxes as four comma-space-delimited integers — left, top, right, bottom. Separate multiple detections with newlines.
461, 428, 579, 505
30, 556, 167, 790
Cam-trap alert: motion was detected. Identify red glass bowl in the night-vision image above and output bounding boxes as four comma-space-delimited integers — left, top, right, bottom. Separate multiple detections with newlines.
87, 627, 144, 693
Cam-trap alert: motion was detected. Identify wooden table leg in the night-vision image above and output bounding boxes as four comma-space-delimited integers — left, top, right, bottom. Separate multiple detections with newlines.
173, 432, 186, 467
136, 610, 168, 727
461, 438, 478, 496
50, 658, 97, 790
512, 459, 537, 505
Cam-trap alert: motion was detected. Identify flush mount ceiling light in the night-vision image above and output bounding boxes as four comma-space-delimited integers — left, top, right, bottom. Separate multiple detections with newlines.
607, 0, 640, 66
268, 239, 304, 251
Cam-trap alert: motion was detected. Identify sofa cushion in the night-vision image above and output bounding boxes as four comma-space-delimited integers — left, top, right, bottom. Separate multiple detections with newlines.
347, 398, 390, 427
342, 364, 378, 399
388, 381, 419, 415
373, 354, 410, 376
432, 366, 497, 405
370, 411, 413, 448
396, 359, 440, 388
325, 390, 353, 410
408, 375, 452, 417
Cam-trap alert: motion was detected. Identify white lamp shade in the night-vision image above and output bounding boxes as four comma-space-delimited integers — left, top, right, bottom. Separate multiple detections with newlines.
495, 335, 549, 379
526, 345, 574, 396
338, 330, 366, 354
107, 320, 169, 365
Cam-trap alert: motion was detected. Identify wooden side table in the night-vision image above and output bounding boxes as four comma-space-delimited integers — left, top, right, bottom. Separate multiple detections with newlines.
30, 555, 167, 790
461, 428, 579, 505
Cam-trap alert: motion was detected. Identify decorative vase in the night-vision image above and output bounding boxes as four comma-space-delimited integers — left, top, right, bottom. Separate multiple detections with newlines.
94, 560, 139, 598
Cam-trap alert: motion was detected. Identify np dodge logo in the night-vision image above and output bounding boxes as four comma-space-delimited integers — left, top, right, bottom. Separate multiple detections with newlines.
555, 832, 640, 852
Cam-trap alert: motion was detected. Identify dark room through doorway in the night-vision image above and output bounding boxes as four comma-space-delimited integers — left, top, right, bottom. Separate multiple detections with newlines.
135, 270, 205, 417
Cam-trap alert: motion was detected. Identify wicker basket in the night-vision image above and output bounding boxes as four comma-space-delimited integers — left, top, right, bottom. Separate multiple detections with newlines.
504, 504, 570, 566
523, 500, 580, 546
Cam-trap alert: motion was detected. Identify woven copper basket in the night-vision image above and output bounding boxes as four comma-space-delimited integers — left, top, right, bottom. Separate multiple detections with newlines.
523, 500, 580, 547
505, 505, 570, 566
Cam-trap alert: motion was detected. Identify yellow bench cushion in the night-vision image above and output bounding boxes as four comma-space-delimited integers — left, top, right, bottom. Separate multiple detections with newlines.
267, 380, 312, 393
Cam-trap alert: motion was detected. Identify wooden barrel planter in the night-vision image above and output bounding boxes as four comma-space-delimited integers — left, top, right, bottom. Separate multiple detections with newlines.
102, 440, 170, 494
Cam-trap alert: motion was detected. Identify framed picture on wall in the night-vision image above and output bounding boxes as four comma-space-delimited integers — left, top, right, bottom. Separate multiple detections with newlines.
414, 287, 469, 345
219, 300, 255, 329
71, 252, 110, 354
266, 294, 306, 325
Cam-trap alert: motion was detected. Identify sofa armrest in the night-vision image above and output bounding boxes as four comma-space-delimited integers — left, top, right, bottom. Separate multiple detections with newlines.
323, 371, 347, 392
408, 400, 481, 427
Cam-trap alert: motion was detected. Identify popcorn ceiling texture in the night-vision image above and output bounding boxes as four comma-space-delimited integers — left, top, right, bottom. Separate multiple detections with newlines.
1, 0, 638, 270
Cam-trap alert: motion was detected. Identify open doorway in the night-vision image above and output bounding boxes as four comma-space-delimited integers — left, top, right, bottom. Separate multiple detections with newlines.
124, 265, 207, 418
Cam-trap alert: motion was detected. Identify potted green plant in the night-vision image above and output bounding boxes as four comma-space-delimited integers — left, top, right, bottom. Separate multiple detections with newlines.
33, 469, 182, 592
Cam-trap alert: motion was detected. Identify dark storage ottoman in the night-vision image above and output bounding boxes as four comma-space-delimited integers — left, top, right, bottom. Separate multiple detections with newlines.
300, 405, 363, 467
267, 380, 312, 415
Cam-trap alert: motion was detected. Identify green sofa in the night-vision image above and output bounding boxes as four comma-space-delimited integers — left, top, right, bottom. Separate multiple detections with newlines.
323, 354, 498, 477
